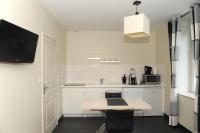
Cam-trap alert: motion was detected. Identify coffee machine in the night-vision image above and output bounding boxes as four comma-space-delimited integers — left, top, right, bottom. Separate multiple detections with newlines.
144, 66, 152, 75
128, 68, 136, 85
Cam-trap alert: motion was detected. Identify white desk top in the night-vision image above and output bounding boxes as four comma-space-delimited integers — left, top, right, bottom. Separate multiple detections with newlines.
82, 99, 152, 111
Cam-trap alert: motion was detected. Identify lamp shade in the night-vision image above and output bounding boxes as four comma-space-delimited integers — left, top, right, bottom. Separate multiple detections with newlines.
124, 14, 150, 38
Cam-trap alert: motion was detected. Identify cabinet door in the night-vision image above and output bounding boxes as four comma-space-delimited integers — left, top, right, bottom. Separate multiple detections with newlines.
62, 88, 85, 115
123, 88, 143, 116
85, 88, 105, 100
143, 88, 162, 116
84, 88, 105, 115
85, 88, 123, 100
84, 87, 122, 115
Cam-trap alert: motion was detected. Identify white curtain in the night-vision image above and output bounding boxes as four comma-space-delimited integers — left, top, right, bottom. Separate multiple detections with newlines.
190, 3, 200, 133
168, 17, 181, 126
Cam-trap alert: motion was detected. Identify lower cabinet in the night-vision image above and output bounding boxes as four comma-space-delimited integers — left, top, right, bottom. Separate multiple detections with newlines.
123, 87, 162, 116
62, 88, 85, 116
62, 87, 122, 116
84, 88, 105, 115
84, 88, 122, 115
62, 86, 163, 117
143, 88, 162, 116
123, 88, 144, 116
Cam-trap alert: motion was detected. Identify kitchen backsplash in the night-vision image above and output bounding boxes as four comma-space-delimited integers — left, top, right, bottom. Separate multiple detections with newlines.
63, 64, 165, 84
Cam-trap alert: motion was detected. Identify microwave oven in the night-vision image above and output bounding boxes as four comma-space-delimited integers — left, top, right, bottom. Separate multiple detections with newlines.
142, 74, 161, 84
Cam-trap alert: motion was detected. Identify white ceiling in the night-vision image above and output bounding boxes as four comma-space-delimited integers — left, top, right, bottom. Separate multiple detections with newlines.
40, 0, 195, 31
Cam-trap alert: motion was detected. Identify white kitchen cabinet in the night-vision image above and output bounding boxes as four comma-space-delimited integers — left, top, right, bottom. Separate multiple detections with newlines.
85, 88, 105, 100
84, 88, 105, 115
84, 88, 122, 115
85, 88, 122, 100
62, 87, 122, 116
123, 88, 144, 116
143, 87, 162, 116
62, 85, 163, 117
62, 88, 85, 116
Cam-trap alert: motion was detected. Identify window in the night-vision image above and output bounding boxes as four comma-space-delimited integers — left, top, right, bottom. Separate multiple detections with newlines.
176, 14, 195, 93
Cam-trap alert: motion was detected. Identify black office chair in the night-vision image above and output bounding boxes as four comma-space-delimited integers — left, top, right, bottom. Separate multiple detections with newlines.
105, 91, 134, 133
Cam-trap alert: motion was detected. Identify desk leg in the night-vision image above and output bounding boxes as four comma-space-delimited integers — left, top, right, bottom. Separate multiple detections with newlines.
96, 123, 106, 133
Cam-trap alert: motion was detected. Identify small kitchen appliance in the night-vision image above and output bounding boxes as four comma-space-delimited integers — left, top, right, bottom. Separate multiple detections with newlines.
142, 74, 161, 84
144, 66, 152, 75
128, 68, 137, 85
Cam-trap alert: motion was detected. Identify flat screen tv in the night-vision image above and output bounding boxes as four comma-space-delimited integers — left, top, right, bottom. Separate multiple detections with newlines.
0, 20, 38, 63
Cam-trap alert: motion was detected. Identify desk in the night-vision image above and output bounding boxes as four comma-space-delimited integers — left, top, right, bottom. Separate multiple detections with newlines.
82, 98, 152, 133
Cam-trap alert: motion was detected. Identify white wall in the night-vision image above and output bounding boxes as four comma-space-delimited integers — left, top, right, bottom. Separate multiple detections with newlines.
67, 31, 157, 65
0, 0, 66, 133
66, 64, 157, 84
155, 25, 171, 114
65, 31, 157, 83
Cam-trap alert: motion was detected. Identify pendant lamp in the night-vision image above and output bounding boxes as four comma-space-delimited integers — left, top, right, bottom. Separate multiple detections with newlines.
124, 1, 150, 38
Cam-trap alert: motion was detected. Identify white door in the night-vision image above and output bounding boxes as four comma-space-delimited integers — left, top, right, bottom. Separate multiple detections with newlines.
43, 34, 57, 133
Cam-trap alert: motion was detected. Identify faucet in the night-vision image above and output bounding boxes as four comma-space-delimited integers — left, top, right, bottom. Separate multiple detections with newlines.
100, 78, 105, 85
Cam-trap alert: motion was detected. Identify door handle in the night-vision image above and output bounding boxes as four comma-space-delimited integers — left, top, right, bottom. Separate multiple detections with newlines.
44, 84, 49, 89
43, 84, 49, 95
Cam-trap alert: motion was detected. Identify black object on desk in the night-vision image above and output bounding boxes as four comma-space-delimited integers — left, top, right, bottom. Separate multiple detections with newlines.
107, 98, 128, 106
105, 91, 122, 98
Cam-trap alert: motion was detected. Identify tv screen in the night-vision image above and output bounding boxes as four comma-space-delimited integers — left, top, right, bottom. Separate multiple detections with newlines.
0, 20, 38, 63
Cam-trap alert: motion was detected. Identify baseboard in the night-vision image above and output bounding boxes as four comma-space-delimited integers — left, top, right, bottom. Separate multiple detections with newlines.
163, 113, 169, 121
58, 115, 63, 124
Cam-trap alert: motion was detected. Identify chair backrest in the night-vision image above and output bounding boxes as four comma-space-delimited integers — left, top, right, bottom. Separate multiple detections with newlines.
105, 90, 134, 132
105, 90, 122, 98
105, 110, 134, 132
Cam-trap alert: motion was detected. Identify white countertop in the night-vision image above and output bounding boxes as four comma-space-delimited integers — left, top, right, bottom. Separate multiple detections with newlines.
62, 83, 164, 88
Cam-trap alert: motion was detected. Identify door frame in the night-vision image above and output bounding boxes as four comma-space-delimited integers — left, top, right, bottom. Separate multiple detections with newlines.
41, 32, 58, 133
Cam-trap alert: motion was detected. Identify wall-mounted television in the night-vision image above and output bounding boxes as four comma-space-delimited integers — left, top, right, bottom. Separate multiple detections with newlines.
0, 20, 39, 63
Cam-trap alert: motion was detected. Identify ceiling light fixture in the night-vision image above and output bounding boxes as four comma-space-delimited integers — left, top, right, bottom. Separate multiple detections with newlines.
124, 1, 150, 38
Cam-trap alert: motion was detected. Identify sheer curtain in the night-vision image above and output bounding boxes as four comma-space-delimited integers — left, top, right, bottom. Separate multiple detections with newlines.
176, 14, 194, 93
168, 17, 181, 126
168, 2, 200, 130
190, 3, 200, 133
